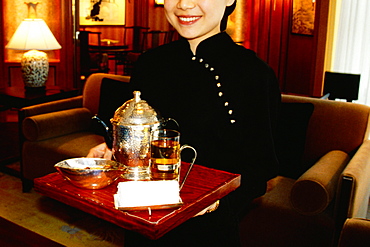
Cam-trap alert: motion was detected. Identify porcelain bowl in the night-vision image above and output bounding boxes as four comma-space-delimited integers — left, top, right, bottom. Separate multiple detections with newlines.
55, 158, 125, 189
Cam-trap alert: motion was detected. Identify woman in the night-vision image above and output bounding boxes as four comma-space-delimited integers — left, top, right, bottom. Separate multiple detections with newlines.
88, 0, 281, 246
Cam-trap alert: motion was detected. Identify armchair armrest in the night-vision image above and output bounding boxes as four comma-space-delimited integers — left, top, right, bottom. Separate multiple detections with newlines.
331, 140, 370, 246
339, 140, 370, 218
338, 218, 370, 247
19, 96, 83, 119
22, 107, 92, 141
290, 150, 350, 215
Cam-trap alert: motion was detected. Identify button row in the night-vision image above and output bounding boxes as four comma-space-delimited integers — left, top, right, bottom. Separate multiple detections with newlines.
192, 56, 236, 124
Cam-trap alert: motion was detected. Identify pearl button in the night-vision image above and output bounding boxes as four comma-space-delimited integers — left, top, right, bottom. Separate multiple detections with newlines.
199, 58, 203, 62
228, 110, 233, 115
230, 120, 236, 124
215, 75, 219, 80
205, 64, 209, 68
218, 92, 223, 97
224, 102, 229, 106
210, 68, 214, 71
192, 56, 196, 60
217, 83, 221, 87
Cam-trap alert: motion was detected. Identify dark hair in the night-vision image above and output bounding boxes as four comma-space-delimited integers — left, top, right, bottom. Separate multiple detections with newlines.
220, 1, 237, 32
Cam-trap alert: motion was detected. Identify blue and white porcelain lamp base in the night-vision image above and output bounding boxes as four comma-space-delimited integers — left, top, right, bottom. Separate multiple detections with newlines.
21, 49, 49, 88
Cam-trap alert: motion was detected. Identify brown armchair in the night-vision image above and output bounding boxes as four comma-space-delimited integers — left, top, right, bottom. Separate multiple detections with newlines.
240, 95, 370, 247
338, 218, 370, 247
19, 73, 131, 192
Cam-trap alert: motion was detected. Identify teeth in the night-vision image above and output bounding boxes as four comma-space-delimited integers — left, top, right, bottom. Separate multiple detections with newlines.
179, 16, 199, 22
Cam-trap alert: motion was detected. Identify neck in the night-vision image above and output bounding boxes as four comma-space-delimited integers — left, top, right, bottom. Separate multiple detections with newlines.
188, 39, 201, 55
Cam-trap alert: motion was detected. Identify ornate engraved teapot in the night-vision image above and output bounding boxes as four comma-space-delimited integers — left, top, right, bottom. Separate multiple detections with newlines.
110, 91, 161, 180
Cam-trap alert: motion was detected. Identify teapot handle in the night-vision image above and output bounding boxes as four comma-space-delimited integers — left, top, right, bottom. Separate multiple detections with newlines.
92, 115, 113, 149
161, 118, 180, 130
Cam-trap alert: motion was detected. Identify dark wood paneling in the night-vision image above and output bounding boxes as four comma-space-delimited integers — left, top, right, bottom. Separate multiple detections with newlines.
245, 0, 292, 92
60, 0, 76, 90
285, 34, 315, 95
245, 0, 329, 97
0, 1, 4, 88
311, 0, 330, 97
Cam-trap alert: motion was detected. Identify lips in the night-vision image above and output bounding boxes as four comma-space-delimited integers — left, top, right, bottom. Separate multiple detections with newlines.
177, 16, 201, 25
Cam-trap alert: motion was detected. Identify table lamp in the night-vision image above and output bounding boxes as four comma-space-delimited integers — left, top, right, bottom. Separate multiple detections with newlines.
155, 0, 164, 6
5, 18, 62, 88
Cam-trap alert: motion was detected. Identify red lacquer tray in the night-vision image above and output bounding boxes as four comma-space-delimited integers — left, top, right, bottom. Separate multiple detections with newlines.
34, 163, 241, 240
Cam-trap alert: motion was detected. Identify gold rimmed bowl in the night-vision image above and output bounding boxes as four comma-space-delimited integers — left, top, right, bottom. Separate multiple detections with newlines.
55, 158, 126, 189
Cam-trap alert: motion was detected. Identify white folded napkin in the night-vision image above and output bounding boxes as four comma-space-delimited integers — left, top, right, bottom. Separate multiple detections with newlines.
114, 180, 181, 209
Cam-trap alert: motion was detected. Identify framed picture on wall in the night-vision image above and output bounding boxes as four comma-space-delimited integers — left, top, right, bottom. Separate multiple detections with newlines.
79, 0, 125, 26
292, 0, 316, 36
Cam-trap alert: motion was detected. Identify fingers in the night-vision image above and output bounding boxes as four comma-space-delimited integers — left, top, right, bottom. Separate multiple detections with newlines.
193, 200, 220, 217
103, 149, 113, 160
86, 143, 111, 159
86, 149, 99, 158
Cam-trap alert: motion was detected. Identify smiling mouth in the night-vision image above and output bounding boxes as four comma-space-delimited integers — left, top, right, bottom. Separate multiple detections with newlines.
178, 16, 201, 24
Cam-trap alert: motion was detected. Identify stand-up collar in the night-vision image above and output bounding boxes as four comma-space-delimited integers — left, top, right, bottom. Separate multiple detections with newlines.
195, 32, 234, 57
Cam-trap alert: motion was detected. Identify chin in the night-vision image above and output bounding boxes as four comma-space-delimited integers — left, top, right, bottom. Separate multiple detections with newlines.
176, 29, 201, 39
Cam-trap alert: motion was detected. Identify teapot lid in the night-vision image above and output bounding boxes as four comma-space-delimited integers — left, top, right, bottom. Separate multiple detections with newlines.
111, 91, 160, 126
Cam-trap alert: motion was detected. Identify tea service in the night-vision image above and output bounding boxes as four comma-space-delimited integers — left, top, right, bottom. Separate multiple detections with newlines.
55, 91, 197, 192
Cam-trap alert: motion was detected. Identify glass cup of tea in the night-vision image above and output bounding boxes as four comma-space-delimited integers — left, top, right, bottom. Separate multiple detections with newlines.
149, 129, 197, 185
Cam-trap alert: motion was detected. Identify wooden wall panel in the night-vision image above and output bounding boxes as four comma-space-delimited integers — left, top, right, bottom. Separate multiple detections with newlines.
285, 35, 315, 94
283, 0, 329, 97
245, 0, 292, 92
0, 1, 4, 88
245, 0, 328, 97
59, 0, 74, 90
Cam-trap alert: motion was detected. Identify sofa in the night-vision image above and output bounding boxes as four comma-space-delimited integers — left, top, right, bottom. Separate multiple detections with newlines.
19, 74, 370, 246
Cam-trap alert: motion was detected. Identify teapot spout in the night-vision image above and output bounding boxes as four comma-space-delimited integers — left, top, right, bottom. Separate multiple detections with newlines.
92, 115, 113, 149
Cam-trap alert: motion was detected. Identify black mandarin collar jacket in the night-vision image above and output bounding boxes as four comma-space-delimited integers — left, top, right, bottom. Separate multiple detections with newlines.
131, 32, 281, 203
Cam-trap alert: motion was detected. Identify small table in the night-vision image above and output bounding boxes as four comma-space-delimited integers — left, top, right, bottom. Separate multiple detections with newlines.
0, 86, 79, 110
34, 163, 241, 240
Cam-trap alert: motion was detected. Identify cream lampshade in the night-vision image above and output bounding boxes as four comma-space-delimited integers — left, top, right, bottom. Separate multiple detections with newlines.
155, 0, 164, 6
6, 18, 62, 88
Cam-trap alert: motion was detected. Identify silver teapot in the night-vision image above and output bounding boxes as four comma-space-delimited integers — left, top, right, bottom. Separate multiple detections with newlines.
110, 91, 161, 180
92, 91, 177, 180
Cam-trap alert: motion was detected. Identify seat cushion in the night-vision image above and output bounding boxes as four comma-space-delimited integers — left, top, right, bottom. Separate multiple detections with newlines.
22, 132, 104, 180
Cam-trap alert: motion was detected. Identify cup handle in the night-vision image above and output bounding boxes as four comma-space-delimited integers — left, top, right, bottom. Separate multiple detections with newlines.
179, 144, 197, 190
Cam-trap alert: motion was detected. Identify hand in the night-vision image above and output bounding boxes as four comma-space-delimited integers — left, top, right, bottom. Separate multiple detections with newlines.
193, 200, 220, 217
86, 143, 113, 160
